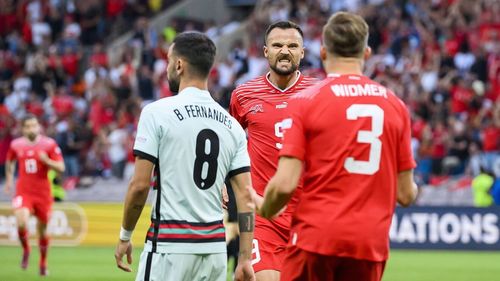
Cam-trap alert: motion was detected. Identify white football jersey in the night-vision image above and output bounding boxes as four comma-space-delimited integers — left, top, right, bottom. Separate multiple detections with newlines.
133, 87, 250, 254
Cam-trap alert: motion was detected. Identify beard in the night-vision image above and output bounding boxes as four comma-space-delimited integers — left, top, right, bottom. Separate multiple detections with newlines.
26, 132, 37, 141
270, 56, 298, 76
168, 75, 180, 94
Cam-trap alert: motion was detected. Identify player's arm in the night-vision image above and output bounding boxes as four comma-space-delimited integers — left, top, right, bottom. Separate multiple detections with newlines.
115, 156, 154, 272
40, 143, 65, 174
259, 156, 302, 219
229, 171, 256, 280
121, 156, 153, 232
4, 160, 16, 194
39, 153, 65, 173
397, 169, 418, 207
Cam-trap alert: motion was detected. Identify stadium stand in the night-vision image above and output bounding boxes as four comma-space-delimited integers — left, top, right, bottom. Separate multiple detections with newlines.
0, 0, 498, 206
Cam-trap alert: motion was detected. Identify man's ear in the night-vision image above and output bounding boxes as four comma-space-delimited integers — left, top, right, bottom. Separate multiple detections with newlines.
176, 58, 184, 75
320, 45, 327, 61
263, 45, 269, 58
364, 46, 372, 60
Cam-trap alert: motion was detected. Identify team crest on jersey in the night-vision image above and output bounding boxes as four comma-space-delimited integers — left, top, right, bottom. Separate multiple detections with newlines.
249, 104, 264, 114
27, 150, 34, 156
276, 102, 288, 109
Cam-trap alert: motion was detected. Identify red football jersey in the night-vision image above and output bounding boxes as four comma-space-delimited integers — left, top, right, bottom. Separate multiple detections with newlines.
230, 72, 317, 220
6, 136, 63, 198
280, 74, 416, 261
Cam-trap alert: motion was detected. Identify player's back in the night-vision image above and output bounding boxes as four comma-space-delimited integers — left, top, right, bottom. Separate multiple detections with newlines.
135, 87, 248, 254
285, 74, 415, 261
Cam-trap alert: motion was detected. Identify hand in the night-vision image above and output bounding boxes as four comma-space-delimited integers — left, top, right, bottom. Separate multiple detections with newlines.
234, 259, 255, 281
250, 188, 263, 212
222, 184, 229, 210
38, 151, 49, 164
114, 239, 133, 272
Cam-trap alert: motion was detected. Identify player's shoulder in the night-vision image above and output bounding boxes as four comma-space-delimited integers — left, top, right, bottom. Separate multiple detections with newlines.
10, 137, 25, 148
298, 74, 320, 87
291, 77, 332, 101
40, 135, 57, 146
232, 75, 268, 96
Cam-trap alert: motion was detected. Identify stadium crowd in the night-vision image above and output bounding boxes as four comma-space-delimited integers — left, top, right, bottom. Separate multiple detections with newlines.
0, 0, 499, 198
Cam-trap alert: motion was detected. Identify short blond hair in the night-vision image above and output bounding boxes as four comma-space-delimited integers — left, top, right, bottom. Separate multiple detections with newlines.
322, 12, 369, 58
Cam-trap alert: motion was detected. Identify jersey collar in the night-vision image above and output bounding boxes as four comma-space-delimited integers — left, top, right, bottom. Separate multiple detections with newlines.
178, 87, 211, 96
265, 71, 303, 93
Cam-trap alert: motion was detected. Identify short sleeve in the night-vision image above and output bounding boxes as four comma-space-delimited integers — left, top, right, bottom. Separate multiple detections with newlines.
397, 104, 417, 172
6, 143, 16, 161
133, 106, 159, 163
279, 99, 307, 161
227, 125, 250, 178
229, 91, 248, 129
49, 142, 63, 162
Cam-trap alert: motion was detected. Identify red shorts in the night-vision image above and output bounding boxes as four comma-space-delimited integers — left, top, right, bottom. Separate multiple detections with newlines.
251, 215, 291, 272
12, 194, 53, 224
281, 245, 386, 281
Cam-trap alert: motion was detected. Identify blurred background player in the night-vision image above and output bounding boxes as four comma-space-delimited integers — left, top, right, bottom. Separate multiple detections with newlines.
114, 32, 255, 281
260, 12, 418, 281
229, 20, 317, 281
4, 114, 65, 276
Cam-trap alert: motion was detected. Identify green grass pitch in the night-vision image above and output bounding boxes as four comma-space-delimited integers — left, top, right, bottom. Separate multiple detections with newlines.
0, 246, 499, 281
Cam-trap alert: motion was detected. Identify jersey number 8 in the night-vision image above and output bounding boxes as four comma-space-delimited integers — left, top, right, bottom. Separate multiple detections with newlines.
193, 129, 220, 190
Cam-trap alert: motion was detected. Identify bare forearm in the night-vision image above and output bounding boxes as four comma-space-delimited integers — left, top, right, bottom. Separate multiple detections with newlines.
122, 182, 150, 231
238, 212, 254, 260
260, 181, 292, 219
5, 162, 15, 181
45, 159, 65, 174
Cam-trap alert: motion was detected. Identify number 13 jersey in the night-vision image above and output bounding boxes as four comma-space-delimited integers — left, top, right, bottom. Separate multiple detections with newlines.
230, 72, 317, 225
6, 136, 63, 200
133, 87, 250, 254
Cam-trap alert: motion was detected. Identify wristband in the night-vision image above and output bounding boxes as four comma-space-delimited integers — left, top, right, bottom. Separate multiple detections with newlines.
120, 227, 133, 241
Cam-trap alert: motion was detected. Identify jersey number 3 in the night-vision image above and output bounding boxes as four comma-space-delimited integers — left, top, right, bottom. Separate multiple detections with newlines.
193, 129, 220, 190
344, 104, 384, 175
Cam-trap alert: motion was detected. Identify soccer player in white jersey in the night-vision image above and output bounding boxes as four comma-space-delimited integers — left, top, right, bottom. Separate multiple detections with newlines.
114, 32, 256, 281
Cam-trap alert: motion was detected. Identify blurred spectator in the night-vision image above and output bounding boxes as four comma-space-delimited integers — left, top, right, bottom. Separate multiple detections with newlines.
0, 0, 498, 191
106, 122, 127, 180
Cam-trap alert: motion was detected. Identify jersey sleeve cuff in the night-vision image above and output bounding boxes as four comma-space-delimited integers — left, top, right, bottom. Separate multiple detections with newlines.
133, 149, 157, 164
398, 159, 417, 172
279, 145, 305, 161
227, 166, 251, 178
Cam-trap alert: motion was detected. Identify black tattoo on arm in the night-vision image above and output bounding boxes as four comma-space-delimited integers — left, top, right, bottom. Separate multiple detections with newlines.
238, 212, 254, 232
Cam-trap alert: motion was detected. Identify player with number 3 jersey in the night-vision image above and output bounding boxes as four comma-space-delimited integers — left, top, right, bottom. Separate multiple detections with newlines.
259, 12, 418, 281
230, 21, 316, 280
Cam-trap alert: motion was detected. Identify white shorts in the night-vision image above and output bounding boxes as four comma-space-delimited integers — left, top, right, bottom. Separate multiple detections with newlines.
135, 251, 227, 281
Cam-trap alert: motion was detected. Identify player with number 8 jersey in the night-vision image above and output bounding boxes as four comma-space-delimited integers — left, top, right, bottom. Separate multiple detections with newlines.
115, 32, 255, 281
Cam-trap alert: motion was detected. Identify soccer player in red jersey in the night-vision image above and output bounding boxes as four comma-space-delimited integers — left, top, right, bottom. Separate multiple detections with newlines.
230, 21, 317, 281
4, 114, 65, 276
259, 12, 418, 281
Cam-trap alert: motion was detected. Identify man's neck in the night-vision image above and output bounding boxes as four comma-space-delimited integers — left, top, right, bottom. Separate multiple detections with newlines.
268, 71, 299, 90
323, 57, 364, 76
178, 79, 208, 93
